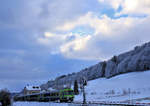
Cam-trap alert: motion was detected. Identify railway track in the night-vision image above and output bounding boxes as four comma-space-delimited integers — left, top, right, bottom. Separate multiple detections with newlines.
54, 101, 150, 106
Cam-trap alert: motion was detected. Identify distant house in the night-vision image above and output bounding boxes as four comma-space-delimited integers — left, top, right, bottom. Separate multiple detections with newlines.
23, 85, 41, 95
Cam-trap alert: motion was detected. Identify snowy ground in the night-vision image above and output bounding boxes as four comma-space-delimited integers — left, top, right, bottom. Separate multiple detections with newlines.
75, 70, 150, 104
13, 102, 117, 106
13, 102, 127, 106
13, 102, 68, 106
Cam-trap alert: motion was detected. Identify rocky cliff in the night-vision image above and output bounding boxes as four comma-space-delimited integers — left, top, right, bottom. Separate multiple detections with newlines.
41, 42, 150, 90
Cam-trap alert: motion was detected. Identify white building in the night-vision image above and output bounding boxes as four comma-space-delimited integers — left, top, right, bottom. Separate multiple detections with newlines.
23, 85, 41, 95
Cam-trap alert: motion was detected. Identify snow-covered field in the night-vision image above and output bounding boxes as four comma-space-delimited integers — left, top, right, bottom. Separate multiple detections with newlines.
13, 102, 68, 106
13, 71, 150, 106
75, 70, 150, 104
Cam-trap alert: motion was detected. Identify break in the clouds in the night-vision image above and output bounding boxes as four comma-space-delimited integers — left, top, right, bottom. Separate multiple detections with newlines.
98, 0, 150, 16
0, 0, 150, 91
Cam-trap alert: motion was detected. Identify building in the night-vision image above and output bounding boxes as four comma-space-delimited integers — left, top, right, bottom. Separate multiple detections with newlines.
23, 85, 41, 95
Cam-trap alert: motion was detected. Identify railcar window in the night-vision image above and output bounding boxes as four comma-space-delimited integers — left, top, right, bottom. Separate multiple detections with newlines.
52, 93, 54, 96
31, 95, 38, 97
50, 93, 52, 96
62, 92, 64, 96
44, 93, 50, 97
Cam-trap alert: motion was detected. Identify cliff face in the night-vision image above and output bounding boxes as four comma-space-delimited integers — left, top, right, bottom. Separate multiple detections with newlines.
41, 42, 150, 90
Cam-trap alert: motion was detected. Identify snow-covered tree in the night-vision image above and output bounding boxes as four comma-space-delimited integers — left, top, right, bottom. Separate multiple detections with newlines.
74, 80, 79, 95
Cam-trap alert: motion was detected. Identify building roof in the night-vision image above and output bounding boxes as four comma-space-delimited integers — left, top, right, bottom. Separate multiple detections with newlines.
25, 85, 41, 91
48, 87, 56, 91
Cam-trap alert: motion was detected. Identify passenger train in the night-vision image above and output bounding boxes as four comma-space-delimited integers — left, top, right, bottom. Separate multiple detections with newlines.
14, 88, 74, 102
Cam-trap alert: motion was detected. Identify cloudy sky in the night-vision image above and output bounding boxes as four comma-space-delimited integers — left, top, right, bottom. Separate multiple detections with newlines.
0, 0, 150, 92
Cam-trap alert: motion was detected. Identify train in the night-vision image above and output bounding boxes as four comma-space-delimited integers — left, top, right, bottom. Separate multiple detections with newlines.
14, 88, 74, 102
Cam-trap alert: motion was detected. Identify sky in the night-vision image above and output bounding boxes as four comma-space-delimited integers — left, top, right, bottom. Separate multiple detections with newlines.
0, 0, 150, 92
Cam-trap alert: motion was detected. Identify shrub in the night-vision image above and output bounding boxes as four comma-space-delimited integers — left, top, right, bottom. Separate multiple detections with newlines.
0, 89, 11, 106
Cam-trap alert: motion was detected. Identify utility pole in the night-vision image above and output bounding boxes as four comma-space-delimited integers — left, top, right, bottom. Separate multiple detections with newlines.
83, 85, 86, 104
81, 77, 87, 105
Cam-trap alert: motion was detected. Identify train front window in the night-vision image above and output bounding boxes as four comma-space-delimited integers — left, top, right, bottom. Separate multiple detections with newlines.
68, 91, 73, 95
64, 90, 73, 95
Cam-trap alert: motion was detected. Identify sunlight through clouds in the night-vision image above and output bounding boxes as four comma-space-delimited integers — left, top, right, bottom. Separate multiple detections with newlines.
98, 0, 150, 16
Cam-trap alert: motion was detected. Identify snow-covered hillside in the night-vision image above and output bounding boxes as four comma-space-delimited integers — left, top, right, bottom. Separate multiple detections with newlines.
41, 42, 150, 90
75, 70, 150, 103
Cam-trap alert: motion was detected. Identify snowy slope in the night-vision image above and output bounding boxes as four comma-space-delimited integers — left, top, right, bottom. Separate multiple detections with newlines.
75, 70, 150, 103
